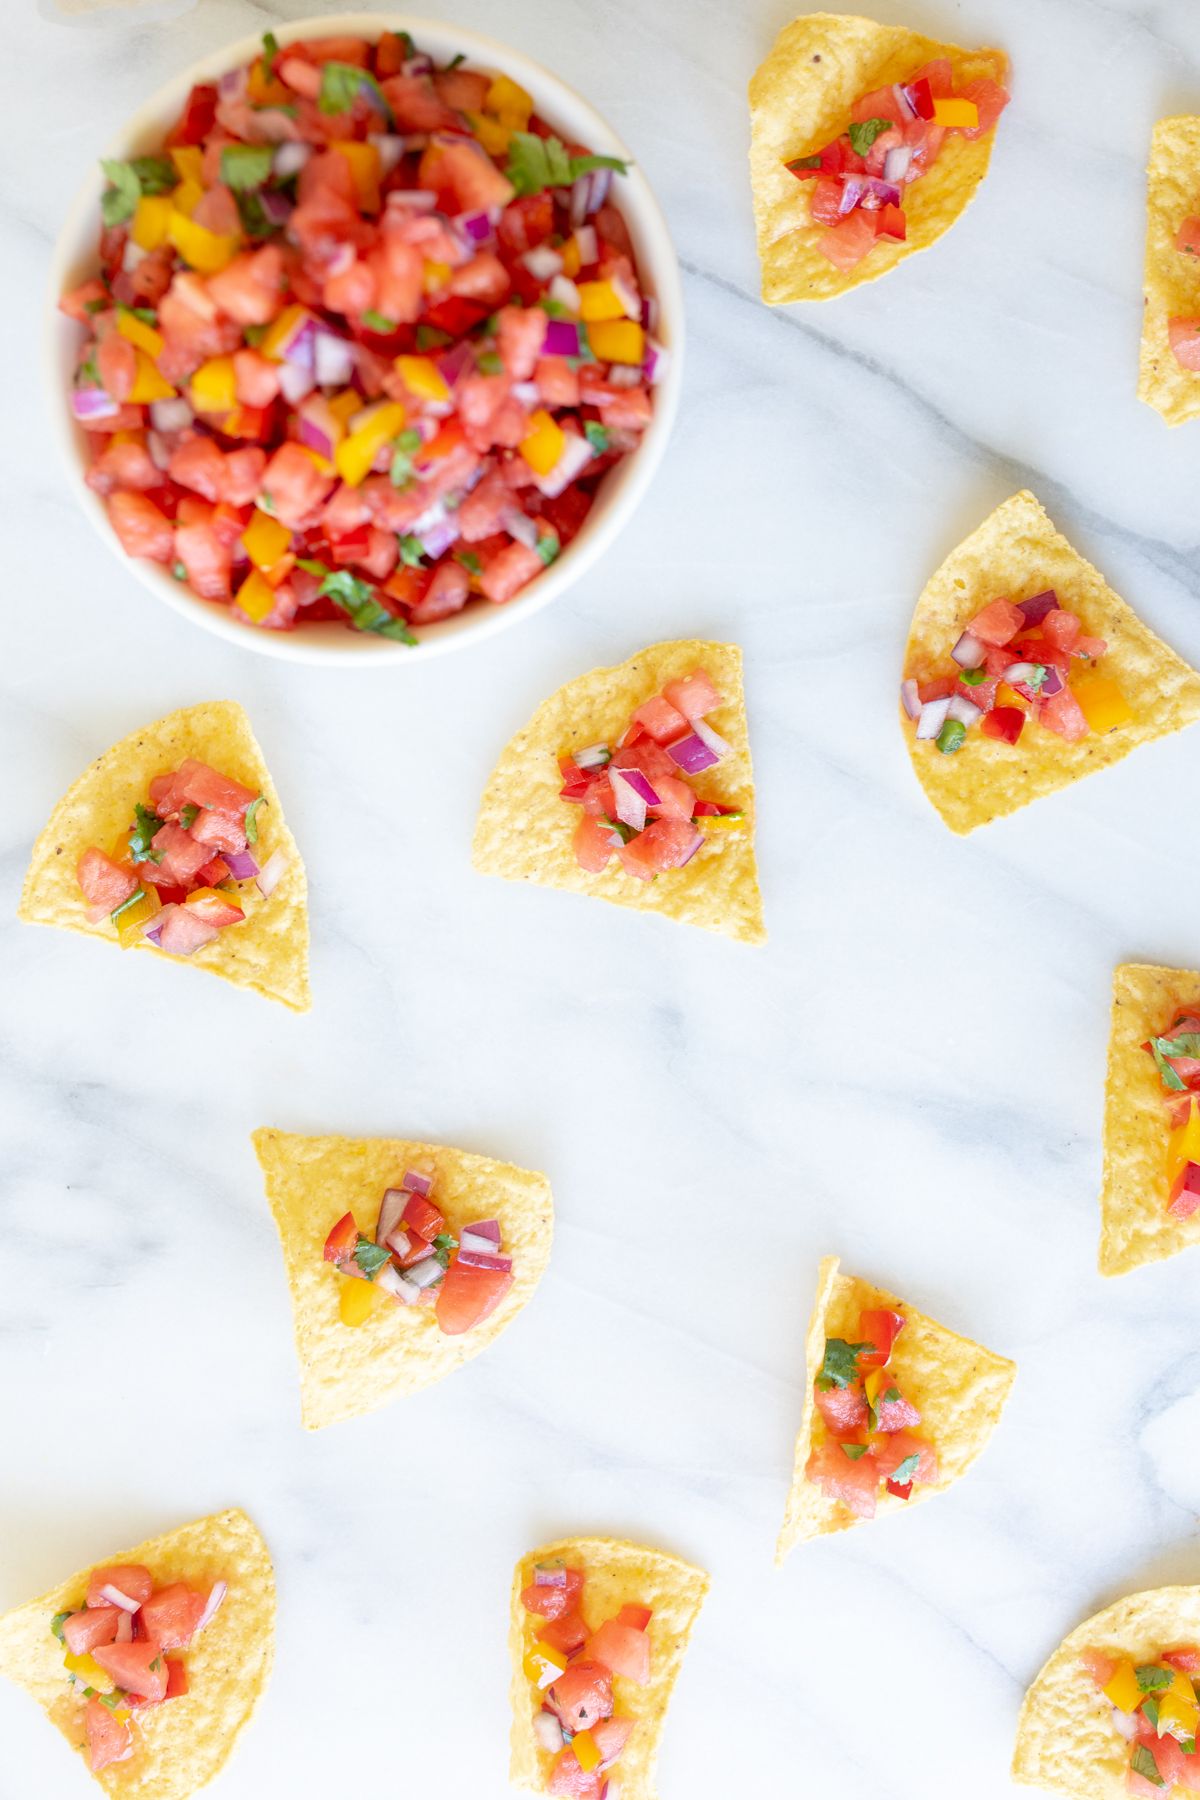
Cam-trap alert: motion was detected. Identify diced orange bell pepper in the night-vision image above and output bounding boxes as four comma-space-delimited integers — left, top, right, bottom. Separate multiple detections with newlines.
519, 409, 566, 476
128, 351, 176, 404
190, 355, 238, 414
1071, 673, 1132, 735
332, 140, 382, 213
115, 887, 160, 949
577, 280, 625, 322
571, 1730, 601, 1774
339, 1278, 383, 1326
394, 356, 450, 403
523, 1640, 568, 1689
1101, 1660, 1141, 1714
242, 508, 293, 575
235, 569, 278, 624
1168, 1098, 1200, 1183
586, 320, 646, 365
131, 194, 173, 251
931, 97, 980, 128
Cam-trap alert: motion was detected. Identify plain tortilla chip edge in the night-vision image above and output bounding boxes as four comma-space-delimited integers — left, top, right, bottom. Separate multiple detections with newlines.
508, 1534, 709, 1800
1138, 116, 1200, 427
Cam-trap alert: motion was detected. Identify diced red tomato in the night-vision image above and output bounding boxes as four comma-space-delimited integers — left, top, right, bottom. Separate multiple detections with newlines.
855, 1309, 904, 1366
92, 1640, 169, 1703
261, 443, 333, 529
585, 1619, 650, 1685
1176, 218, 1200, 259
1080, 1648, 1119, 1688
174, 519, 233, 600
960, 77, 1010, 140
850, 85, 907, 128
1165, 1646, 1200, 1674
60, 279, 110, 324
208, 245, 286, 325
186, 889, 246, 928
400, 1193, 444, 1242
85, 1699, 133, 1773
324, 1211, 359, 1263
809, 176, 846, 227
435, 1260, 514, 1335
63, 1606, 122, 1656
167, 82, 218, 147
418, 138, 516, 214
980, 705, 1025, 745
155, 905, 222, 956
164, 1658, 189, 1700
547, 1752, 604, 1800
151, 821, 212, 885
546, 1660, 614, 1734
138, 1584, 207, 1650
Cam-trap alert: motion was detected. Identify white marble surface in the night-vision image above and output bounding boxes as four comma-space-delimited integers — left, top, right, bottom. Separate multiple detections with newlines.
6, 0, 1200, 1794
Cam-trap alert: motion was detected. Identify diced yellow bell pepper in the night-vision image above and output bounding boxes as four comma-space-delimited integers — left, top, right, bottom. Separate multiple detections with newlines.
328, 389, 361, 428
931, 98, 980, 128
64, 1652, 113, 1693
168, 210, 239, 275
235, 570, 278, 624
247, 58, 290, 108
116, 887, 161, 949
572, 1730, 601, 1773
863, 1368, 885, 1408
1102, 1660, 1142, 1715
1072, 673, 1132, 735
1159, 1677, 1200, 1739
117, 309, 165, 358
129, 351, 176, 405
332, 140, 382, 213
524, 1640, 568, 1690
190, 355, 238, 414
423, 260, 452, 294
171, 178, 205, 220
1168, 1098, 1200, 1183
132, 193, 173, 251
560, 237, 582, 279
339, 1276, 383, 1326
470, 112, 513, 157
995, 683, 1028, 711
520, 409, 566, 477
260, 303, 314, 363
169, 145, 204, 187
334, 401, 407, 488
393, 355, 451, 404
577, 280, 626, 323
243, 509, 293, 575
485, 74, 533, 127
586, 320, 646, 366
699, 812, 745, 832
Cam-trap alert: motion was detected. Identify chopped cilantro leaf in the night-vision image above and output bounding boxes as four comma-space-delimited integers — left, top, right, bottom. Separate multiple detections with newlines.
1137, 1666, 1174, 1693
398, 535, 426, 568
179, 803, 199, 829
1025, 664, 1049, 693
244, 796, 265, 845
584, 420, 611, 454
172, 561, 188, 581
389, 428, 423, 488
120, 304, 158, 325
110, 889, 145, 923
444, 52, 466, 71
506, 132, 629, 198
99, 154, 177, 226
847, 118, 892, 156
262, 29, 279, 61
601, 814, 633, 844
259, 491, 276, 514
960, 667, 987, 685
95, 1690, 126, 1712
456, 550, 482, 576
296, 557, 329, 576
816, 1338, 871, 1391
432, 1231, 458, 1269
1149, 1038, 1190, 1092
318, 61, 393, 126
890, 1452, 921, 1486
149, 1656, 162, 1673
362, 309, 397, 333
476, 350, 504, 375
841, 1443, 869, 1461
220, 144, 274, 190
882, 1386, 901, 1404
51, 1612, 71, 1643
354, 1236, 392, 1279
317, 570, 417, 644
416, 325, 453, 351
243, 323, 268, 348
786, 153, 823, 171
83, 296, 108, 315
128, 804, 163, 862
536, 533, 560, 566
1143, 1697, 1161, 1728
1130, 1745, 1165, 1787
235, 190, 277, 240
541, 297, 572, 319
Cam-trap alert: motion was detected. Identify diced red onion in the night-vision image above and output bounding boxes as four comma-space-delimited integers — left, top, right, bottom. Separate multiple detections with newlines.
569, 166, 612, 225
692, 717, 731, 759
531, 431, 592, 498
534, 1711, 565, 1753
401, 53, 434, 76
72, 387, 119, 422
115, 1611, 133, 1644
122, 239, 147, 274
838, 174, 868, 216
1111, 1709, 1138, 1742
436, 341, 475, 388
534, 1563, 567, 1587
218, 65, 248, 102
641, 292, 658, 331
370, 135, 406, 176
502, 505, 540, 549
314, 330, 356, 388
643, 340, 668, 385
150, 397, 193, 434
259, 188, 294, 227
279, 360, 316, 405
675, 825, 704, 867
1017, 589, 1058, 625
860, 177, 902, 209
297, 414, 335, 460
613, 765, 660, 806
883, 144, 913, 183
223, 848, 259, 880
256, 849, 288, 898
277, 315, 315, 368
401, 1169, 432, 1196
900, 678, 921, 720
574, 743, 610, 770
573, 224, 598, 267
384, 1228, 414, 1260
542, 318, 581, 358
667, 733, 719, 775
98, 1584, 142, 1613
523, 245, 563, 281
548, 275, 580, 314
607, 364, 642, 388
509, 379, 541, 407
143, 908, 173, 947
147, 430, 172, 472
376, 1188, 407, 1245
458, 208, 495, 244
456, 1248, 513, 1272
1040, 666, 1064, 697
893, 82, 917, 120
946, 693, 982, 728
916, 697, 950, 740
273, 141, 311, 180
406, 1255, 444, 1290
195, 1581, 227, 1635
461, 1220, 502, 1250
417, 511, 460, 559
950, 631, 986, 670
610, 768, 648, 832
387, 187, 439, 213
611, 272, 641, 319
376, 1263, 421, 1304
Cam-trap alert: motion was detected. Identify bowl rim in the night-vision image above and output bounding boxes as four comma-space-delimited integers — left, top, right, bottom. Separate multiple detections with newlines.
46, 11, 685, 667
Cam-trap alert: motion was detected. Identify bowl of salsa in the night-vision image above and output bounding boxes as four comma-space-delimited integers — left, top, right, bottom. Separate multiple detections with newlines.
48, 15, 683, 663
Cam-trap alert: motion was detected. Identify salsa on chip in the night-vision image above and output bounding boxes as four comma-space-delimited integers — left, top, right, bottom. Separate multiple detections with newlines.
806, 1307, 937, 1519
1140, 119, 1200, 426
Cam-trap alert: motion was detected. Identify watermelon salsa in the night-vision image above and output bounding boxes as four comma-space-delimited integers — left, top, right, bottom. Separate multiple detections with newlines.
783, 58, 1008, 272
805, 1308, 937, 1520
75, 759, 285, 955
558, 667, 743, 879
521, 1558, 650, 1798
53, 1561, 227, 1773
1167, 214, 1200, 373
61, 30, 664, 641
324, 1165, 513, 1336
901, 588, 1132, 756
1143, 1002, 1200, 1221
1082, 1645, 1200, 1794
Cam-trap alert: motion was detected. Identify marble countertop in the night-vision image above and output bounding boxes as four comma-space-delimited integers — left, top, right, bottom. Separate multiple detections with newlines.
7, 0, 1200, 1794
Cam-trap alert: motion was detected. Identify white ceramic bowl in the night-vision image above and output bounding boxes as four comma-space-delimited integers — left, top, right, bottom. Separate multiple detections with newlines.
47, 13, 684, 666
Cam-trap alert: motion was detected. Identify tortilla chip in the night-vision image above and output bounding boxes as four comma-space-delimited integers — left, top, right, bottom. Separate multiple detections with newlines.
749, 13, 1008, 304
1099, 962, 1200, 1276
472, 641, 765, 944
1139, 118, 1200, 426
18, 702, 310, 1011
254, 1127, 553, 1430
0, 1508, 274, 1799
509, 1536, 708, 1800
776, 1255, 1015, 1560
1012, 1584, 1200, 1797
901, 490, 1200, 834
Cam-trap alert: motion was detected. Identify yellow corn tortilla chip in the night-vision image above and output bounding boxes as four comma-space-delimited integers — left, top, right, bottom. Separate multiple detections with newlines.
18, 702, 310, 1011
1100, 962, 1200, 1277
254, 1127, 553, 1430
776, 1255, 1015, 1560
509, 1536, 708, 1800
749, 13, 1008, 303
472, 641, 765, 945
0, 1508, 274, 1800
1012, 1584, 1200, 1797
1139, 118, 1200, 426
901, 490, 1200, 834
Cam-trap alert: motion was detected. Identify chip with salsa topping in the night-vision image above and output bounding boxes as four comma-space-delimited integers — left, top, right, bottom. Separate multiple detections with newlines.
1013, 1585, 1200, 1798
901, 491, 1200, 834
19, 702, 309, 1010
1139, 117, 1200, 426
473, 640, 765, 943
777, 1256, 1015, 1558
749, 13, 1008, 302
254, 1127, 553, 1429
0, 1509, 273, 1799
510, 1537, 707, 1800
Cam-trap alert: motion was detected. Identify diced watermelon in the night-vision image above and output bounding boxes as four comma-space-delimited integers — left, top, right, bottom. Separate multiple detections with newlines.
805, 1438, 878, 1518
63, 1607, 121, 1656
92, 1640, 168, 1703
175, 759, 257, 815
76, 849, 138, 915
585, 1619, 650, 1685
1039, 687, 1090, 741
107, 492, 175, 563
816, 211, 877, 271
85, 1699, 133, 1773
814, 1384, 868, 1436
138, 1584, 207, 1650
86, 1565, 154, 1609
521, 1568, 585, 1621
617, 819, 703, 880
546, 1661, 614, 1734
